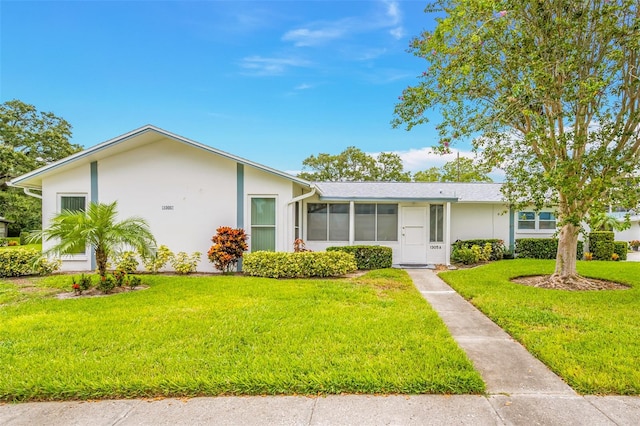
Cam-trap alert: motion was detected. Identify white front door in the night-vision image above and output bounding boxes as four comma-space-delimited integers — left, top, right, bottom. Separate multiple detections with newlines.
401, 206, 427, 264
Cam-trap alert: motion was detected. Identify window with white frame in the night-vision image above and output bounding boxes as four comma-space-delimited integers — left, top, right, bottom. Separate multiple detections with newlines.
538, 212, 556, 229
307, 203, 349, 241
59, 194, 87, 254
518, 211, 556, 230
251, 197, 276, 251
354, 204, 398, 242
430, 204, 444, 242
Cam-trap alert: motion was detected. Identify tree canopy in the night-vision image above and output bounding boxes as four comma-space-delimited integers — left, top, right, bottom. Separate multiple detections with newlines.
393, 0, 640, 286
414, 156, 493, 182
1, 100, 81, 233
298, 146, 411, 182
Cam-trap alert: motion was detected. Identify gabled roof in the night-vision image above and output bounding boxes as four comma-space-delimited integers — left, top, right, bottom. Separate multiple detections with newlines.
10, 125, 311, 189
313, 181, 504, 203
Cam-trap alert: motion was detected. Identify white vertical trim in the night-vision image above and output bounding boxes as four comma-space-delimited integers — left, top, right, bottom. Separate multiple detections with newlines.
445, 201, 452, 265
349, 201, 355, 245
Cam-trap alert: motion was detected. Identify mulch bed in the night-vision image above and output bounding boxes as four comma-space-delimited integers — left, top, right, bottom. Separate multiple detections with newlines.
512, 275, 630, 291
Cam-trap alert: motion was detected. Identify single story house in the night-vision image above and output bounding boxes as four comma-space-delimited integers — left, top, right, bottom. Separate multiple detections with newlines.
10, 125, 568, 272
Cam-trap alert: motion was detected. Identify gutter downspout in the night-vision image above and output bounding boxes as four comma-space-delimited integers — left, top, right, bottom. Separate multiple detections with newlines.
287, 186, 317, 244
23, 188, 43, 199
6, 182, 43, 200
287, 186, 317, 205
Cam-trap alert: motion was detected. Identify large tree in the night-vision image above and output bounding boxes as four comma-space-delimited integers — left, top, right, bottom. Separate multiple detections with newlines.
393, 0, 640, 287
299, 146, 411, 181
1, 99, 81, 234
414, 156, 493, 182
38, 201, 156, 277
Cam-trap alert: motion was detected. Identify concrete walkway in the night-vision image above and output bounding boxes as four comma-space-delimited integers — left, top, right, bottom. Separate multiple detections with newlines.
2, 269, 639, 425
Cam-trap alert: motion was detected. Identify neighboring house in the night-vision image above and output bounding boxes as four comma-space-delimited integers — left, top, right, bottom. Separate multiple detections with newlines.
0, 217, 12, 238
608, 211, 640, 242
10, 125, 558, 272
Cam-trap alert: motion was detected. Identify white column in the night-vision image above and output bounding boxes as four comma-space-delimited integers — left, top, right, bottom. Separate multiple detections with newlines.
349, 201, 355, 245
445, 202, 452, 265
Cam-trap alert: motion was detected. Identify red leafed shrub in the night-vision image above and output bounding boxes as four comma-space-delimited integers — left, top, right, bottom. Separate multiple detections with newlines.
207, 227, 248, 273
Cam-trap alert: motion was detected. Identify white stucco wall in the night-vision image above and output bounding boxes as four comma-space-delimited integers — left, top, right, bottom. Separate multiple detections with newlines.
450, 203, 510, 243
615, 220, 640, 243
41, 136, 298, 273
42, 163, 92, 271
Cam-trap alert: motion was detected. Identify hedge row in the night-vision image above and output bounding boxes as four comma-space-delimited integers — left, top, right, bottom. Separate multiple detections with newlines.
515, 238, 584, 259
326, 245, 392, 270
614, 241, 628, 261
589, 231, 614, 261
451, 239, 506, 261
0, 249, 61, 278
243, 251, 357, 278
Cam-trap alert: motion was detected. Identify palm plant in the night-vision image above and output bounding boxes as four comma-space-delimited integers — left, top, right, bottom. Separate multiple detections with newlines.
36, 201, 156, 277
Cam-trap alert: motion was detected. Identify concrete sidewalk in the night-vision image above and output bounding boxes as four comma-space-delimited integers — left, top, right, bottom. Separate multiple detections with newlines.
1, 269, 639, 425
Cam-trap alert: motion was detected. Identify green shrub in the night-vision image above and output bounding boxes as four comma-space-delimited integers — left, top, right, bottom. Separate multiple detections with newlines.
451, 239, 505, 261
171, 251, 201, 274
614, 241, 628, 261
243, 251, 357, 278
97, 275, 116, 294
451, 246, 479, 265
115, 251, 139, 273
34, 257, 61, 275
113, 269, 127, 287
129, 275, 142, 290
515, 238, 584, 259
0, 238, 8, 247
19, 231, 29, 246
326, 245, 392, 269
0, 249, 40, 277
144, 245, 173, 273
78, 274, 93, 292
589, 231, 614, 261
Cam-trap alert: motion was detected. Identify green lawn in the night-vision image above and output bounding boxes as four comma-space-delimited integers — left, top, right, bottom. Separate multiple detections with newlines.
0, 269, 484, 401
440, 259, 640, 395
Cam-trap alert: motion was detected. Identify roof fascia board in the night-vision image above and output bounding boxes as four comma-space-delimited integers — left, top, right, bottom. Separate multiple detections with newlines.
10, 125, 311, 189
316, 196, 460, 202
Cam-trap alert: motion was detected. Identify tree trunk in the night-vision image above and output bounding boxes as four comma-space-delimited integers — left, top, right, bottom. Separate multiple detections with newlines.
95, 246, 108, 277
552, 222, 580, 280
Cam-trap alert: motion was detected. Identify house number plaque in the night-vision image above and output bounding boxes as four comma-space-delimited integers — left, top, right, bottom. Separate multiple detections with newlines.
161, 205, 174, 210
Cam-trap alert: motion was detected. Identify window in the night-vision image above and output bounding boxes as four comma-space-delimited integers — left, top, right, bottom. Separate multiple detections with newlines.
59, 194, 87, 254
538, 212, 556, 229
517, 211, 557, 231
518, 212, 536, 230
307, 203, 349, 241
251, 198, 276, 251
430, 204, 444, 242
355, 204, 398, 242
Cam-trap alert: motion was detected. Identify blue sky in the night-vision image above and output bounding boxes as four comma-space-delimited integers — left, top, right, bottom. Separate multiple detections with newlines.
1, 0, 480, 177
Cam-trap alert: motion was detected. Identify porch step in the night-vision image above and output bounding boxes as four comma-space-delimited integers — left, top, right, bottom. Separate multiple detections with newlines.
394, 264, 436, 269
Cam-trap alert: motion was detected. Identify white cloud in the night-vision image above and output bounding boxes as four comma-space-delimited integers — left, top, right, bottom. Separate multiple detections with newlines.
239, 55, 311, 76
294, 83, 313, 90
354, 48, 388, 61
389, 27, 405, 39
282, 26, 347, 47
281, 0, 406, 49
384, 0, 401, 25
